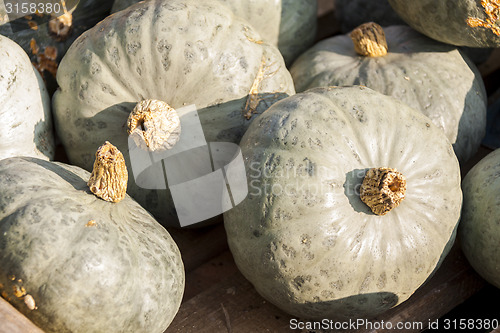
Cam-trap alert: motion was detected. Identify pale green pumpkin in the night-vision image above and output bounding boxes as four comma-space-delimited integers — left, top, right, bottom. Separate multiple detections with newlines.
224, 86, 462, 320
459, 148, 500, 289
52, 0, 295, 227
0, 34, 54, 160
110, 0, 317, 65
0, 155, 184, 332
290, 24, 487, 164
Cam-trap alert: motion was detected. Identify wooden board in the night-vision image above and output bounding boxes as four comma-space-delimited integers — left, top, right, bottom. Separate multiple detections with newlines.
164, 241, 487, 333
0, 297, 44, 333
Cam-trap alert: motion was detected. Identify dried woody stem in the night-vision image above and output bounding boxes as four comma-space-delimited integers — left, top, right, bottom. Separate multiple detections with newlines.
350, 22, 388, 57
48, 0, 73, 41
127, 99, 181, 151
88, 141, 128, 203
467, 0, 500, 36
360, 167, 406, 216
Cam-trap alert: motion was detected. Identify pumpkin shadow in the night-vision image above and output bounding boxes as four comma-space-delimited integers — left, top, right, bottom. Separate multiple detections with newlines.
33, 120, 55, 161
284, 290, 399, 322
63, 93, 290, 229
22, 157, 92, 194
453, 57, 489, 164
343, 168, 373, 215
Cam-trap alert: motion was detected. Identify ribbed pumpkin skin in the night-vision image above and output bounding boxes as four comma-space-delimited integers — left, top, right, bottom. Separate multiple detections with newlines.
0, 157, 184, 333
0, 35, 54, 160
388, 0, 500, 47
111, 0, 317, 66
290, 25, 487, 164
0, 0, 114, 93
111, 0, 282, 46
52, 0, 294, 226
459, 149, 500, 289
277, 0, 317, 66
224, 86, 462, 320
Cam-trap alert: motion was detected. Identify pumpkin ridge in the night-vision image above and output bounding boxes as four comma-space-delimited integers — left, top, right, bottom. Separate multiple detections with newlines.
0, 157, 184, 332
91, 17, 145, 101
291, 25, 487, 163
225, 86, 461, 319
311, 89, 374, 165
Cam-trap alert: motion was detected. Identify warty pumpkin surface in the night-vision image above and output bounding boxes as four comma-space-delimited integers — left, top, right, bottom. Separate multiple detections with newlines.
0, 155, 184, 333
459, 148, 500, 289
388, 0, 500, 47
224, 86, 462, 320
0, 34, 54, 160
290, 24, 487, 164
52, 0, 295, 227
110, 0, 317, 66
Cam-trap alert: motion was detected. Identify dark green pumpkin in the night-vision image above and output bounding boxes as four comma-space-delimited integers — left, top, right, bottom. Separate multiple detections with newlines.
334, 0, 405, 33
388, 0, 500, 47
0, 0, 113, 94
0, 156, 184, 333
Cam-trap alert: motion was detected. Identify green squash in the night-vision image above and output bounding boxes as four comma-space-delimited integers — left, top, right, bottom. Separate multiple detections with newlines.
52, 0, 295, 227
388, 0, 500, 47
459, 148, 500, 289
334, 0, 405, 33
224, 86, 462, 320
0, 34, 54, 160
333, 0, 493, 64
0, 0, 114, 94
0, 148, 184, 332
290, 23, 487, 164
110, 0, 317, 66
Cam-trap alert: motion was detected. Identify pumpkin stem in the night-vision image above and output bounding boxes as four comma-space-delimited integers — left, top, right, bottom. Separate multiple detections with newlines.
48, 1, 73, 42
350, 22, 388, 57
88, 141, 128, 203
127, 99, 181, 151
360, 167, 406, 215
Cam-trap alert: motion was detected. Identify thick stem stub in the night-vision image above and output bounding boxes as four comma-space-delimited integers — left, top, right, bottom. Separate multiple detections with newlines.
88, 141, 128, 203
127, 99, 181, 151
350, 22, 388, 57
360, 167, 406, 216
48, 12, 73, 42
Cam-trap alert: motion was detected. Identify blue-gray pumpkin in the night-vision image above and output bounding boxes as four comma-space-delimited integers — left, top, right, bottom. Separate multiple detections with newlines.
52, 0, 295, 227
0, 34, 54, 160
224, 86, 462, 320
290, 23, 487, 163
459, 148, 500, 289
110, 0, 317, 66
0, 150, 184, 332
